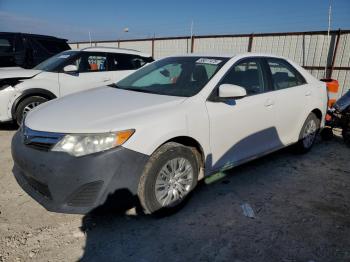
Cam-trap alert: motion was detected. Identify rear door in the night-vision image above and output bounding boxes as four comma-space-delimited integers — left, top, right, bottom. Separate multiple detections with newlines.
205, 58, 279, 170
58, 52, 112, 96
264, 58, 309, 145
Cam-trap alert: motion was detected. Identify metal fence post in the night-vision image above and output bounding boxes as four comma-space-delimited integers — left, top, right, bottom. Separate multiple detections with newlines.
248, 34, 254, 52
191, 35, 195, 53
329, 28, 342, 78
152, 38, 155, 58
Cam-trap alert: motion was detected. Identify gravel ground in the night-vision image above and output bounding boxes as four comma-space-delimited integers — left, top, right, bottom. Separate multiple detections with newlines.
0, 123, 349, 262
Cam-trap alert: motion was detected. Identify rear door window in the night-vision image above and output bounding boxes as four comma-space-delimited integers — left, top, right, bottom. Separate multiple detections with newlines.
108, 53, 150, 71
267, 59, 306, 90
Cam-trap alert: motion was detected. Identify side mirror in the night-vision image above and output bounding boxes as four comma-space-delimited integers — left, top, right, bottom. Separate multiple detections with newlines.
63, 65, 78, 73
218, 84, 247, 99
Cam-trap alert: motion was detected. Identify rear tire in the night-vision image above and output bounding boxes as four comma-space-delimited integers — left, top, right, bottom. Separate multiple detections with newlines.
15, 96, 48, 125
295, 112, 320, 153
138, 142, 199, 215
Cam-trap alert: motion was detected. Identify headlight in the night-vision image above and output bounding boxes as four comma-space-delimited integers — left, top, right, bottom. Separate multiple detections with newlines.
51, 129, 135, 157
0, 78, 29, 90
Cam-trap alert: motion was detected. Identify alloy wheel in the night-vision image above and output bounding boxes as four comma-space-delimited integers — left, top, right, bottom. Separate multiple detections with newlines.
22, 102, 41, 119
155, 157, 194, 207
302, 119, 317, 148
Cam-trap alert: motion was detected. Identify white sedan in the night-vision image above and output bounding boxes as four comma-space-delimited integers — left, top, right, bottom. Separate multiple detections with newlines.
12, 53, 327, 215
0, 47, 153, 125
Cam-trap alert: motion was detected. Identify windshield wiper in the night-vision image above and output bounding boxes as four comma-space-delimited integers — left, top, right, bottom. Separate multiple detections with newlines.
108, 83, 118, 88
123, 89, 160, 95
109, 84, 160, 95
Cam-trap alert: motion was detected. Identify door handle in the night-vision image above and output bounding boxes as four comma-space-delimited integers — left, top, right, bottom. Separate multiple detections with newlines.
103, 78, 111, 82
264, 99, 275, 107
305, 91, 312, 96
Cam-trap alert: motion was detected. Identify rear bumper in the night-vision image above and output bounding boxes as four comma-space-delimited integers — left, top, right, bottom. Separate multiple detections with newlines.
11, 131, 149, 214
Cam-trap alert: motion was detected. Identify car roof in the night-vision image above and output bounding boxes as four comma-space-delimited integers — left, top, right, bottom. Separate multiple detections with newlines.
0, 32, 68, 41
166, 52, 287, 60
76, 47, 152, 57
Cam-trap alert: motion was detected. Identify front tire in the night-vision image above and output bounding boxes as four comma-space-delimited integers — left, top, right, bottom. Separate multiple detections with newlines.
138, 142, 199, 215
15, 96, 48, 125
295, 112, 320, 153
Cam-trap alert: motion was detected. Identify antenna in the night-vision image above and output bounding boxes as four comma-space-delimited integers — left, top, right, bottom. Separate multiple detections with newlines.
89, 31, 92, 47
325, 0, 333, 78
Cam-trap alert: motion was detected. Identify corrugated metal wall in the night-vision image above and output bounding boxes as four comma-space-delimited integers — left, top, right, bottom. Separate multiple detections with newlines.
69, 30, 350, 97
194, 37, 249, 54
153, 38, 190, 58
96, 42, 118, 48
333, 33, 350, 95
119, 40, 152, 54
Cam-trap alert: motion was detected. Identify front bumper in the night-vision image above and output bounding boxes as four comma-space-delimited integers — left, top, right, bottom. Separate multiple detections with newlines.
0, 86, 16, 122
11, 131, 149, 214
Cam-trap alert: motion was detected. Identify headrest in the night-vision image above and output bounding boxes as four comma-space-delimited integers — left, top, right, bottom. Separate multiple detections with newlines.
193, 65, 208, 82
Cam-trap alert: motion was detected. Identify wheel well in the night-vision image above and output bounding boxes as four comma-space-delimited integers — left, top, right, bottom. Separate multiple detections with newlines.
163, 136, 205, 168
11, 90, 56, 119
311, 108, 322, 120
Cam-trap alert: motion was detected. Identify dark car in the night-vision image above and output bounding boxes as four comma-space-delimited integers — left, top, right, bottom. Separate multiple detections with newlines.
0, 32, 70, 69
322, 90, 350, 146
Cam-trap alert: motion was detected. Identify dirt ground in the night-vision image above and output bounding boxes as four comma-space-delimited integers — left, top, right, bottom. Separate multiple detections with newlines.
0, 123, 349, 262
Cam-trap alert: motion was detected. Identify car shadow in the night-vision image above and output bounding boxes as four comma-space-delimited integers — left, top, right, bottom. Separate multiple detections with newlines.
78, 127, 317, 261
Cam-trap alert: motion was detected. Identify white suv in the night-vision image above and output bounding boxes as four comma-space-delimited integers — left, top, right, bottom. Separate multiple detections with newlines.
0, 47, 153, 125
12, 53, 327, 215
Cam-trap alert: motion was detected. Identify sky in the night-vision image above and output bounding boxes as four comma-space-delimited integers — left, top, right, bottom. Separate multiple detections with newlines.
0, 0, 349, 42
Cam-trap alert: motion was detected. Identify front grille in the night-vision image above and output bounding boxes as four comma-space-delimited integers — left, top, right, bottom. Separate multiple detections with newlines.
26, 142, 54, 151
22, 126, 64, 151
22, 174, 52, 199
67, 181, 103, 207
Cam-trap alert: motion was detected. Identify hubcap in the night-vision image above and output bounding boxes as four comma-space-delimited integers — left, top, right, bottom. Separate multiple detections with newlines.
22, 102, 41, 118
155, 157, 194, 207
302, 119, 317, 148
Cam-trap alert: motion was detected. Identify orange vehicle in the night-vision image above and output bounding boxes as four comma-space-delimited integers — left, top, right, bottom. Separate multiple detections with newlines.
321, 78, 339, 107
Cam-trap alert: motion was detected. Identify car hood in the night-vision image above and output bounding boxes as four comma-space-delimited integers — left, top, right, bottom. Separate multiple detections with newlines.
25, 86, 187, 133
0, 68, 42, 79
0, 66, 23, 70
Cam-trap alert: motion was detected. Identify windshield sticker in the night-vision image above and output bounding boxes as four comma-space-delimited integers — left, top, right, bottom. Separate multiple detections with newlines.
58, 55, 70, 59
196, 58, 222, 65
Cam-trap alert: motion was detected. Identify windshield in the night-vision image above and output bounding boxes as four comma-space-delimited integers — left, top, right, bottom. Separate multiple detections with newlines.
116, 56, 229, 97
34, 50, 79, 71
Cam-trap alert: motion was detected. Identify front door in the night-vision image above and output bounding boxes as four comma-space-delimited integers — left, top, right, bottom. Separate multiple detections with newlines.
58, 52, 112, 97
206, 58, 279, 171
